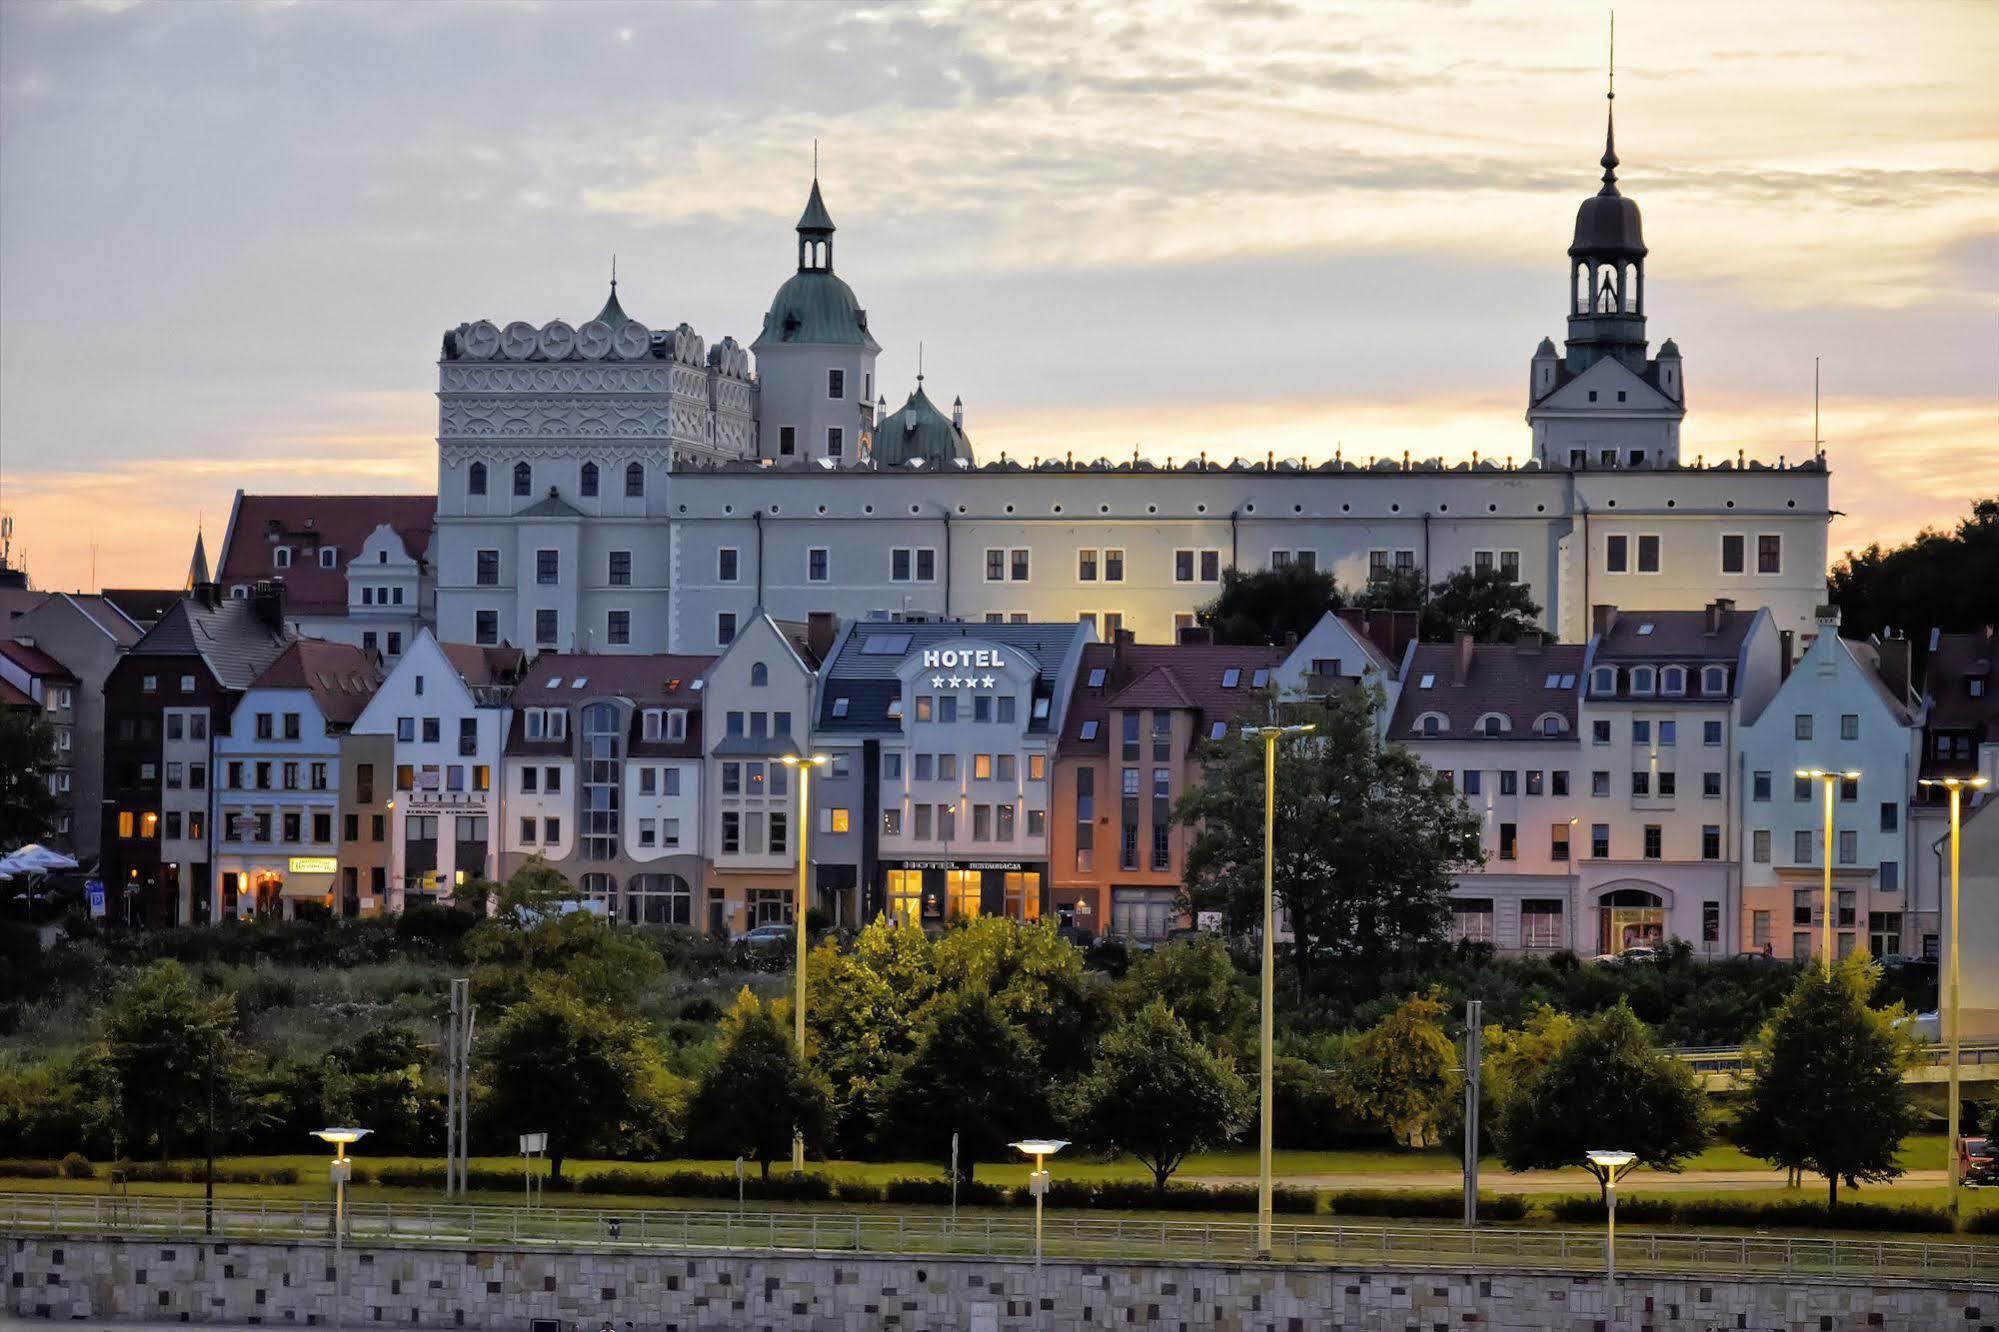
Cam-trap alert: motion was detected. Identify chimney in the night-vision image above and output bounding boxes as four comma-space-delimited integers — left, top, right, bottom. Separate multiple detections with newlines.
1705, 598, 1736, 635
1517, 630, 1546, 653
1875, 635, 1911, 705
1454, 631, 1475, 686
1779, 629, 1795, 680
1176, 624, 1213, 645
193, 581, 222, 610
1591, 604, 1618, 639
252, 579, 287, 634
1111, 627, 1134, 684
805, 611, 838, 665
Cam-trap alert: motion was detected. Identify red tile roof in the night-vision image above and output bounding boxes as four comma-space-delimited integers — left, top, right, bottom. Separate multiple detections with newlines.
1063, 642, 1286, 753
249, 639, 385, 728
0, 639, 79, 681
440, 642, 527, 688
0, 677, 35, 709
218, 495, 436, 615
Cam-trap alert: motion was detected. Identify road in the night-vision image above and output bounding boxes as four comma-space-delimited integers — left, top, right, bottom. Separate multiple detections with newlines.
1181, 1168, 1952, 1193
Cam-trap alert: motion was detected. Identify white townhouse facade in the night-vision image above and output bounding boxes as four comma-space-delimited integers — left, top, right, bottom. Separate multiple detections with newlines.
1571, 602, 1784, 956
1388, 637, 1589, 954
210, 640, 382, 919
348, 630, 522, 909
1736, 609, 1923, 961
216, 495, 437, 660
430, 108, 1833, 659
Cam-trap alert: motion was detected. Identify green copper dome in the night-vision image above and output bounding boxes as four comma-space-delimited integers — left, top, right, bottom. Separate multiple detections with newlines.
874, 385, 972, 467
753, 269, 880, 351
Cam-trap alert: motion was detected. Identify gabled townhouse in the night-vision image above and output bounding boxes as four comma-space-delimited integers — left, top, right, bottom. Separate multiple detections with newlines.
2, 593, 146, 860
349, 629, 524, 912
211, 640, 383, 919
1050, 635, 1287, 940
1271, 608, 1413, 707
1572, 600, 1783, 956
498, 652, 714, 926
1737, 609, 1922, 960
700, 612, 832, 932
0, 640, 81, 848
1910, 624, 1999, 960
216, 493, 437, 659
100, 583, 293, 925
1387, 634, 1587, 954
809, 615, 1094, 930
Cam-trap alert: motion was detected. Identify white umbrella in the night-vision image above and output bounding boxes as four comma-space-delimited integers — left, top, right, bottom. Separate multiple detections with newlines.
0, 844, 78, 873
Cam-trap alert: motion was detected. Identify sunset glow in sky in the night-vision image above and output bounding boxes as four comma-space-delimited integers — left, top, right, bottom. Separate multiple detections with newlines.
1, 0, 1994, 591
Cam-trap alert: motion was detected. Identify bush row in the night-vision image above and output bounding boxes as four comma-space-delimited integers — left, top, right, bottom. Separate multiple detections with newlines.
1543, 1195, 1955, 1233
1328, 1189, 1529, 1222
0, 1159, 300, 1187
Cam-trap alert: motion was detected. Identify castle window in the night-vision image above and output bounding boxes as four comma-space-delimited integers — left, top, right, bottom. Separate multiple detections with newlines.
625, 463, 644, 498
580, 462, 599, 497
513, 462, 532, 497
468, 462, 487, 496
827, 369, 845, 400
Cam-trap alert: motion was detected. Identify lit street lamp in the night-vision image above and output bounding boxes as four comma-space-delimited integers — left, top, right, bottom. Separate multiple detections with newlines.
1583, 1149, 1638, 1298
1010, 1138, 1068, 1270
1918, 774, 1988, 1221
1796, 768, 1861, 966
1241, 723, 1314, 1257
312, 1126, 370, 1332
779, 752, 832, 1173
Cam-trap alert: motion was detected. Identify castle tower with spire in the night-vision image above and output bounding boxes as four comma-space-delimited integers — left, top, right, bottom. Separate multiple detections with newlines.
750, 173, 881, 464
1527, 35, 1686, 469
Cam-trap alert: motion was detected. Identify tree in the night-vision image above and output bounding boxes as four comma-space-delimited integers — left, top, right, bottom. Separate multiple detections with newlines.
98, 961, 242, 1160
1733, 955, 1923, 1208
686, 989, 830, 1180
806, 921, 938, 1155
491, 856, 579, 923
1831, 496, 1999, 656
1351, 567, 1424, 615
1178, 683, 1484, 985
478, 984, 669, 1179
930, 916, 1096, 1075
0, 708, 60, 851
1195, 564, 1342, 645
1491, 1003, 1708, 1192
465, 907, 663, 1009
1337, 990, 1460, 1147
880, 988, 1047, 1182
1423, 566, 1544, 643
1063, 1001, 1250, 1192
1106, 935, 1255, 1054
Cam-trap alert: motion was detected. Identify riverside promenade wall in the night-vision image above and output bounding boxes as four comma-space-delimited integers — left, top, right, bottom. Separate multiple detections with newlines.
4, 1235, 1993, 1330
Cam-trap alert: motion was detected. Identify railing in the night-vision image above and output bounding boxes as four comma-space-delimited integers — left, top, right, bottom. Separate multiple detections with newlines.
1668, 1040, 1999, 1075
0, 1193, 1986, 1283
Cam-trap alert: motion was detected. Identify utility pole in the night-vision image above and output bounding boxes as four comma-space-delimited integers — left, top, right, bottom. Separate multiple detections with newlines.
445, 978, 473, 1196
1462, 999, 1482, 1227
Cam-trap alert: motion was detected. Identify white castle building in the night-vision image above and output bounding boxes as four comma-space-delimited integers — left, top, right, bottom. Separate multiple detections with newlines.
432, 108, 1830, 655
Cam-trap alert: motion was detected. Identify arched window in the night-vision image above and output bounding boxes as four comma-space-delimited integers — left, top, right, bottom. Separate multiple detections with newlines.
1630, 666, 1656, 695
1478, 713, 1509, 737
750, 662, 769, 687
625, 462, 645, 498
1536, 713, 1567, 736
1702, 666, 1729, 696
1600, 887, 1664, 909
1592, 666, 1617, 695
467, 462, 487, 496
512, 461, 532, 497
1417, 712, 1447, 736
580, 462, 599, 497
1661, 666, 1687, 695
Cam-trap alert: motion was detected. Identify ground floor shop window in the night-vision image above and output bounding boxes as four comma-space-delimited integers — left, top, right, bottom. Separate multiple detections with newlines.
1869, 911, 1902, 957
1451, 898, 1495, 944
581, 872, 618, 916
1597, 888, 1665, 954
887, 869, 923, 929
1520, 899, 1563, 950
747, 887, 791, 926
1111, 886, 1176, 942
627, 872, 692, 926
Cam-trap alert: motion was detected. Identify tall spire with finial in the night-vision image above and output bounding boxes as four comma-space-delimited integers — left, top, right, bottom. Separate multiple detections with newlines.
916, 340, 925, 387
1599, 11, 1620, 195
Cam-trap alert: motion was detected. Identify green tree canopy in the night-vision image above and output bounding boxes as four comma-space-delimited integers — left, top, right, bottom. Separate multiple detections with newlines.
1733, 955, 1923, 1207
1423, 566, 1545, 643
465, 907, 663, 1009
1106, 935, 1254, 1054
1195, 564, 1343, 645
686, 989, 830, 1179
0, 708, 60, 852
931, 917, 1096, 1075
1351, 567, 1425, 614
1831, 496, 1999, 656
477, 984, 671, 1178
97, 960, 242, 1160
1063, 1000, 1251, 1191
1492, 1002, 1708, 1190
1177, 684, 1484, 984
805, 921, 939, 1155
1337, 989, 1461, 1147
880, 987, 1048, 1181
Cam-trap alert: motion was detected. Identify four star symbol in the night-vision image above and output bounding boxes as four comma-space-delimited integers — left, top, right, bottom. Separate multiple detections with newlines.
931, 675, 945, 688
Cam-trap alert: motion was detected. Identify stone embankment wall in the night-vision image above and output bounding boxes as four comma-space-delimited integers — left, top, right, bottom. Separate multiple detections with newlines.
4, 1236, 1992, 1331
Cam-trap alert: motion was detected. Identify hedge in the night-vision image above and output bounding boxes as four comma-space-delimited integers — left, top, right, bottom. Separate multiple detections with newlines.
1329, 1189, 1528, 1222
1544, 1195, 1954, 1233
0, 1160, 301, 1187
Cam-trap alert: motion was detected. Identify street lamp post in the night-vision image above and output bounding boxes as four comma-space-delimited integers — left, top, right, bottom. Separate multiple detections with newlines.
1796, 768, 1861, 967
1919, 774, 1988, 1221
1009, 1139, 1068, 1271
779, 752, 831, 1173
1583, 1149, 1637, 1302
312, 1126, 370, 1332
1242, 722, 1314, 1258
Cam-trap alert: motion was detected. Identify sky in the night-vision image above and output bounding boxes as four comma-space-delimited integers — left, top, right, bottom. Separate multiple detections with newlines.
1, 0, 1994, 593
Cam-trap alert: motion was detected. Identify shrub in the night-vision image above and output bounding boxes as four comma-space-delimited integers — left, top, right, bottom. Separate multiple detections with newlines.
884, 1176, 1008, 1208
58, 1152, 94, 1180
1964, 1209, 1999, 1236
1543, 1195, 1952, 1233
0, 1160, 59, 1180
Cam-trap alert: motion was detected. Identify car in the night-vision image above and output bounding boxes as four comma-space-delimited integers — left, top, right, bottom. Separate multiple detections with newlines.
1733, 950, 1788, 965
1961, 1137, 1998, 1188
1591, 947, 1657, 965
733, 923, 793, 950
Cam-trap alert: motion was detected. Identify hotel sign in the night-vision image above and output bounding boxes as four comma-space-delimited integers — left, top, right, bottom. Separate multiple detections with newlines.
921, 646, 1007, 690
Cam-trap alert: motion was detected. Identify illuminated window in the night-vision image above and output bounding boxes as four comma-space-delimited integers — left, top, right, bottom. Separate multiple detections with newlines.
887, 870, 923, 928
828, 808, 852, 835
947, 869, 981, 919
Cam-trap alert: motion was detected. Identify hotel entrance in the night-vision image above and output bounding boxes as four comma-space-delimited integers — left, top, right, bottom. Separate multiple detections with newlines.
882, 861, 1046, 929
1597, 887, 1667, 954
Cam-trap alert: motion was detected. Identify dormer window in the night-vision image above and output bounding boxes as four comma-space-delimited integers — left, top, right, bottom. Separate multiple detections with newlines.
274, 547, 293, 569
1418, 713, 1445, 736
524, 710, 544, 740
1592, 666, 1617, 695
1661, 666, 1687, 695
319, 547, 339, 569
1478, 713, 1509, 737
1032, 697, 1050, 721
667, 709, 688, 741
1630, 666, 1656, 695
545, 708, 567, 741
1538, 714, 1566, 736
1702, 666, 1729, 695
885, 698, 903, 720
641, 709, 663, 741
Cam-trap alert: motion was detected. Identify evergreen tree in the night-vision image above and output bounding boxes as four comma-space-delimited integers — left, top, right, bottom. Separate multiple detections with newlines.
686, 989, 829, 1179
1492, 1002, 1708, 1192
1831, 496, 1999, 655
0, 709, 60, 851
1063, 1001, 1250, 1192
1733, 955, 1922, 1207
880, 988, 1047, 1182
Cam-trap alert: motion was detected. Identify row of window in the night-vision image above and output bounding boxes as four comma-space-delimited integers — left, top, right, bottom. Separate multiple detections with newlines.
893, 751, 1047, 783
271, 546, 343, 571
1603, 532, 1782, 575
1589, 664, 1733, 697
1588, 717, 1727, 745
393, 763, 492, 793
223, 760, 331, 791
1445, 768, 1574, 797
469, 461, 648, 499
882, 802, 1046, 842
136, 673, 201, 694
218, 808, 337, 845
1750, 829, 1900, 881
357, 585, 407, 606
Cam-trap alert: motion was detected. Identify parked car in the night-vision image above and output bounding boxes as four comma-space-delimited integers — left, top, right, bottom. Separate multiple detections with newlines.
1592, 947, 1657, 965
1960, 1137, 1998, 1188
733, 923, 793, 951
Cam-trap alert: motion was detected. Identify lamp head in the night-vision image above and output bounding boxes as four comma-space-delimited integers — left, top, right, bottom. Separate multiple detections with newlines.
1795, 768, 1821, 780
779, 753, 832, 769
1842, 770, 1862, 780
1921, 776, 1991, 790
1586, 1148, 1636, 1172
313, 1127, 370, 1147
1010, 1139, 1069, 1158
